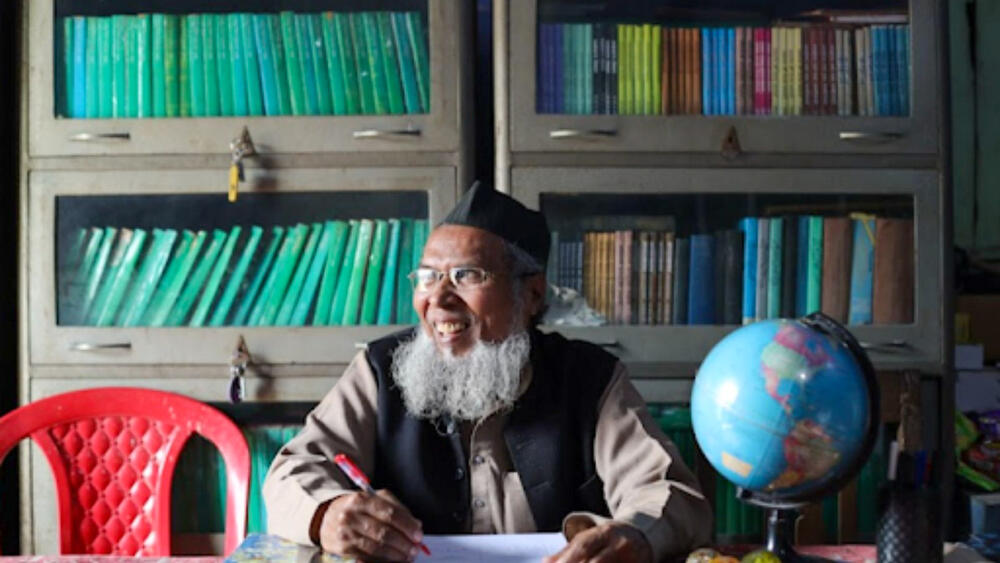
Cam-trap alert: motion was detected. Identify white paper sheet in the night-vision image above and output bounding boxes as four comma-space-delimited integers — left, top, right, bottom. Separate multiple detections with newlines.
415, 533, 566, 562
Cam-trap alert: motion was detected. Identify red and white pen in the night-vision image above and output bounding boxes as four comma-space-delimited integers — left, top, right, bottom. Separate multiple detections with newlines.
333, 453, 431, 556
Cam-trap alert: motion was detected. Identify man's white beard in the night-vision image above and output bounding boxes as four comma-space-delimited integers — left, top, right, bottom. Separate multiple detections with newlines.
390, 329, 531, 421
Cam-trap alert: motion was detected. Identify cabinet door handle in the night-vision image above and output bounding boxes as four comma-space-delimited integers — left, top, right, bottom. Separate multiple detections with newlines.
69, 132, 132, 142
70, 341, 132, 351
354, 342, 369, 350
352, 129, 421, 139
858, 339, 910, 353
549, 129, 618, 140
838, 131, 904, 143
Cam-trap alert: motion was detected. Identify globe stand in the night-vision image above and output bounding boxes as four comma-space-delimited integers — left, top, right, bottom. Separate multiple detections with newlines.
761, 508, 835, 563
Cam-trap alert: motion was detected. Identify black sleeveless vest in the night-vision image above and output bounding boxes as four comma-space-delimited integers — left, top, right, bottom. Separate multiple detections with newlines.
365, 328, 618, 533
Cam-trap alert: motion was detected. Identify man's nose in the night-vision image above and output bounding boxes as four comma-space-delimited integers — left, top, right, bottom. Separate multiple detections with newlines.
426, 277, 459, 304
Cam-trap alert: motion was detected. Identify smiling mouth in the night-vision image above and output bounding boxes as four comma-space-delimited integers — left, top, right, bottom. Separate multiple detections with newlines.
434, 321, 469, 338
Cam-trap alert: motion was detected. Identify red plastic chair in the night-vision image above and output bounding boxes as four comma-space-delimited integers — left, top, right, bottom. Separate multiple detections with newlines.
0, 387, 249, 556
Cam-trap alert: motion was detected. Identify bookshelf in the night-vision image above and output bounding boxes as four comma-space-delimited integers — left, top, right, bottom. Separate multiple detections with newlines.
495, 0, 952, 543
18, 0, 472, 552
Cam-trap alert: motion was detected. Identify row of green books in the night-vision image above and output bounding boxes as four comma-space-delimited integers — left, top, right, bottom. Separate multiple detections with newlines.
59, 10, 430, 119
58, 218, 429, 327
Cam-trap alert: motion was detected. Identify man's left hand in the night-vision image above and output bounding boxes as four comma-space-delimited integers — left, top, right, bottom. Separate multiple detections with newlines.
543, 521, 653, 563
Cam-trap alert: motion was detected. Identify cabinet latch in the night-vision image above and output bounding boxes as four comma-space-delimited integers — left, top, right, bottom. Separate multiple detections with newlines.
229, 127, 257, 203
228, 335, 251, 403
721, 126, 742, 160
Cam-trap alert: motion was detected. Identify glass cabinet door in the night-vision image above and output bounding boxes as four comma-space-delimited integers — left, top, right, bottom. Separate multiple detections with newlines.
513, 167, 942, 376
507, 0, 939, 154
28, 167, 455, 365
29, 1, 464, 156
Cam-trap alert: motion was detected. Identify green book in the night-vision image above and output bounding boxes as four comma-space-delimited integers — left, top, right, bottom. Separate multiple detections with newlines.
251, 224, 310, 326
110, 16, 127, 117
122, 15, 138, 117
376, 13, 405, 114
767, 217, 783, 319
329, 220, 361, 325
240, 13, 265, 116
135, 14, 152, 117
307, 14, 334, 115
252, 14, 280, 115
165, 229, 227, 326
92, 229, 149, 326
61, 17, 73, 117
295, 14, 321, 115
320, 13, 347, 114
341, 219, 375, 325
232, 227, 285, 326
806, 215, 824, 314
84, 228, 128, 324
186, 15, 205, 116
276, 222, 324, 325
142, 229, 196, 326
311, 220, 350, 325
163, 14, 180, 117
178, 15, 191, 116
67, 227, 105, 324
616, 24, 626, 115
151, 14, 167, 117
202, 14, 220, 116
279, 12, 307, 115
404, 12, 431, 113
209, 225, 263, 326
268, 14, 293, 115
84, 17, 99, 118
117, 229, 177, 326
215, 14, 234, 116
79, 227, 117, 324
361, 13, 389, 114
376, 219, 402, 324
409, 219, 429, 323
290, 222, 334, 326
394, 218, 414, 324
189, 226, 243, 326
348, 13, 375, 114
228, 13, 249, 116
333, 13, 360, 114
359, 220, 389, 325
391, 13, 421, 113
96, 17, 113, 118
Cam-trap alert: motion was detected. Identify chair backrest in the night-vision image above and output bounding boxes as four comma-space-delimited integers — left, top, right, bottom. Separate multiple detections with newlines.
0, 387, 249, 556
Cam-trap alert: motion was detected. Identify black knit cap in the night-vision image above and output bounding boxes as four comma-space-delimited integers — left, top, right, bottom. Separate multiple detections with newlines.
440, 180, 550, 268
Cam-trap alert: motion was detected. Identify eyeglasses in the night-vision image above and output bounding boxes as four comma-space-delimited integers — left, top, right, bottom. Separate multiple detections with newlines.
407, 266, 495, 293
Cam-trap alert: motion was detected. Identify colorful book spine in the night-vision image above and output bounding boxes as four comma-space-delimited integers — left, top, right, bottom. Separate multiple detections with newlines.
119, 229, 178, 326
290, 221, 335, 326
329, 220, 362, 324
307, 14, 334, 115
362, 12, 389, 115
93, 229, 148, 326
276, 223, 324, 325
215, 14, 235, 117
342, 219, 376, 325
96, 17, 113, 118
390, 13, 419, 113
186, 15, 205, 116
71, 16, 87, 118
252, 224, 310, 326
163, 14, 181, 117
201, 14, 221, 117
210, 225, 263, 327
405, 12, 431, 113
166, 229, 227, 326
311, 221, 351, 325
269, 14, 293, 115
395, 219, 415, 324
60, 17, 74, 117
135, 14, 152, 117
848, 214, 876, 325
349, 13, 374, 114
295, 14, 321, 115
280, 12, 308, 115
143, 230, 204, 327
84, 17, 99, 118
232, 227, 285, 326
805, 215, 824, 315
189, 226, 243, 326
376, 219, 402, 324
738, 217, 757, 324
766, 217, 783, 319
240, 13, 264, 116
360, 220, 390, 324
688, 234, 715, 324
377, 12, 405, 114
333, 12, 361, 114
179, 15, 191, 116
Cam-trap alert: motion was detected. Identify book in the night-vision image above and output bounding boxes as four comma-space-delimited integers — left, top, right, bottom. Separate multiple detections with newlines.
805, 215, 824, 315
311, 220, 351, 325
84, 17, 99, 118
720, 229, 744, 324
71, 16, 87, 118
333, 12, 361, 114
872, 218, 914, 324
391, 13, 421, 113
306, 14, 334, 115
66, 227, 106, 324
189, 226, 243, 327
201, 14, 219, 115
362, 12, 389, 115
329, 220, 362, 324
96, 17, 112, 118
215, 13, 235, 117
780, 215, 798, 318
269, 14, 293, 115
349, 13, 375, 114
360, 220, 390, 324
135, 14, 152, 117
409, 220, 429, 323
240, 13, 265, 116
405, 12, 431, 112
275, 223, 324, 325
848, 214, 877, 325
232, 227, 285, 326
377, 12, 405, 114
179, 15, 190, 116
671, 237, 689, 325
738, 217, 758, 323
394, 219, 415, 324
766, 217, 783, 319
820, 216, 853, 323
376, 219, 403, 324
252, 15, 279, 115
252, 224, 310, 326
321, 13, 347, 114
290, 221, 335, 326
92, 229, 148, 326
210, 225, 263, 326
279, 12, 307, 115
118, 229, 178, 326
186, 15, 205, 117
755, 218, 769, 321
163, 14, 180, 117
342, 219, 376, 325
59, 17, 73, 117
143, 230, 204, 327
227, 14, 249, 116
166, 229, 227, 326
293, 13, 320, 115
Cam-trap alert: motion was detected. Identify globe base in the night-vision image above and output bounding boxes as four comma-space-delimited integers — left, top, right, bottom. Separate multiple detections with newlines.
762, 508, 836, 563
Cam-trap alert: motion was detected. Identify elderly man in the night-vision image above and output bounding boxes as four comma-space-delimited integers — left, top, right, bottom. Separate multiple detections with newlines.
263, 182, 713, 562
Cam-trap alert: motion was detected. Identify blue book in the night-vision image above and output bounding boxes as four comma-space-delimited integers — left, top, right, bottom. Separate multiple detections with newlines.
795, 216, 810, 317
848, 216, 876, 325
886, 26, 897, 116
391, 12, 421, 114
738, 217, 757, 324
873, 26, 887, 116
553, 24, 564, 113
900, 26, 910, 116
714, 28, 725, 116
71, 16, 87, 118
767, 217, 783, 319
701, 28, 711, 114
687, 234, 715, 324
253, 15, 281, 115
725, 27, 735, 115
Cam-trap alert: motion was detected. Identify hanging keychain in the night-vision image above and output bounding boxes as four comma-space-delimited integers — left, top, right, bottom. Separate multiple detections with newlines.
228, 126, 256, 202
228, 335, 251, 403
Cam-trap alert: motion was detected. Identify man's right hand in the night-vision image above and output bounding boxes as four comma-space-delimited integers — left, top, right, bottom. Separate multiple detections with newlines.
316, 491, 425, 562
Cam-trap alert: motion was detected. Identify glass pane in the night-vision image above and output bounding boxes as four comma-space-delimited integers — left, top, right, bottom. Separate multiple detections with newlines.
55, 191, 429, 327
536, 0, 910, 117
54, 0, 430, 119
541, 192, 913, 327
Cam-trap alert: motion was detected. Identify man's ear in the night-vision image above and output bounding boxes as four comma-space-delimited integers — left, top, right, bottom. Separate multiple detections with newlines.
523, 273, 547, 317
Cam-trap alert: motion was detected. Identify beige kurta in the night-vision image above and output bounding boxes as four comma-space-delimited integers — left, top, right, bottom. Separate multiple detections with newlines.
263, 349, 713, 562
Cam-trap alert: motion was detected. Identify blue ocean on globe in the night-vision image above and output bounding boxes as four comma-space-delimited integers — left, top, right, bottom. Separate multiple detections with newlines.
691, 319, 870, 500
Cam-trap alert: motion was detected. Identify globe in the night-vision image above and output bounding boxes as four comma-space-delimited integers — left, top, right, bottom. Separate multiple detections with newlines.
690, 313, 880, 561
